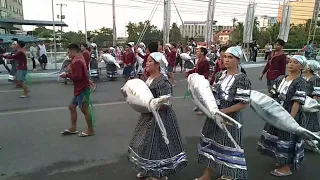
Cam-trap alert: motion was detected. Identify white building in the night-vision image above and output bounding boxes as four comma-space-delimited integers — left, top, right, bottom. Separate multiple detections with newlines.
257, 15, 277, 29
179, 21, 233, 38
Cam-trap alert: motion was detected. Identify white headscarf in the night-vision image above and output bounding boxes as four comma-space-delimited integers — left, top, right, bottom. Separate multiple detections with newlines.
305, 60, 320, 74
292, 55, 307, 68
150, 52, 168, 77
225, 46, 243, 59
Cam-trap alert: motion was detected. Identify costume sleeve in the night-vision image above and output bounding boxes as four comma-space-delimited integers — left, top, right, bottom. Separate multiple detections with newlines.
270, 75, 284, 95
157, 79, 172, 97
262, 61, 269, 75
234, 75, 251, 104
291, 78, 307, 104
312, 78, 320, 97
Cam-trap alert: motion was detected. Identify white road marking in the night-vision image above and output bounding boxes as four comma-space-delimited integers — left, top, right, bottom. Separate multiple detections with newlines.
0, 90, 22, 93
0, 88, 268, 116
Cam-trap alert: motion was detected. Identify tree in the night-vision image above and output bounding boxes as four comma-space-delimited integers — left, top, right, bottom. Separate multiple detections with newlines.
169, 23, 182, 43
126, 21, 162, 44
90, 27, 113, 47
232, 17, 238, 28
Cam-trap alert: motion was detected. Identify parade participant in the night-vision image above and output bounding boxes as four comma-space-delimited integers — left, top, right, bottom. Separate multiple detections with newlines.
174, 42, 183, 73
37, 40, 48, 70
0, 38, 10, 74
8, 40, 18, 82
123, 43, 136, 81
136, 42, 146, 79
60, 43, 94, 137
259, 39, 287, 92
302, 60, 320, 152
81, 43, 96, 91
210, 46, 228, 85
257, 55, 307, 177
195, 46, 251, 180
128, 52, 187, 180
164, 43, 177, 86
186, 47, 210, 115
136, 41, 158, 80
1, 41, 29, 98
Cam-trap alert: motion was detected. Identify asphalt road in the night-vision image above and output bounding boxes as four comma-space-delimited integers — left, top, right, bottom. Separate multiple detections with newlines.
0, 65, 319, 180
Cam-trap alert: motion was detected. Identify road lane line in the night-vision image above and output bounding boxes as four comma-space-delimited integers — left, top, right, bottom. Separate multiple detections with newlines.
0, 90, 22, 93
0, 88, 268, 116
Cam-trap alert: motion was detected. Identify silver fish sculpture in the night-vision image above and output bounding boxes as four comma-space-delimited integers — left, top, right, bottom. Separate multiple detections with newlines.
121, 79, 171, 144
302, 96, 320, 112
187, 73, 243, 149
248, 89, 320, 142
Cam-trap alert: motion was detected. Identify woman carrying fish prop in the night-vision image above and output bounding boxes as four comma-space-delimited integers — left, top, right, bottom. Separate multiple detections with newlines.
257, 55, 307, 177
126, 52, 188, 180
302, 60, 320, 152
194, 46, 251, 180
186, 47, 210, 115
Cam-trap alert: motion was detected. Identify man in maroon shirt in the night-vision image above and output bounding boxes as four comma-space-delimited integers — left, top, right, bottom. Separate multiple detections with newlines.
210, 46, 228, 85
60, 43, 94, 137
259, 39, 287, 92
165, 43, 177, 86
1, 41, 29, 98
123, 43, 136, 81
81, 43, 96, 91
186, 47, 210, 115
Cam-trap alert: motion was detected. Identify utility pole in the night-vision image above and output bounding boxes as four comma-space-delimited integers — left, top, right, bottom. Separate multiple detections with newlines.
307, 0, 320, 43
205, 0, 216, 48
83, 0, 88, 43
56, 3, 67, 48
163, 0, 171, 46
112, 0, 117, 46
51, 0, 57, 69
243, 1, 256, 62
278, 0, 291, 42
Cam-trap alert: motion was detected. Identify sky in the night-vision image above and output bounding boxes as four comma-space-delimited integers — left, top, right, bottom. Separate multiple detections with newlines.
21, 0, 281, 37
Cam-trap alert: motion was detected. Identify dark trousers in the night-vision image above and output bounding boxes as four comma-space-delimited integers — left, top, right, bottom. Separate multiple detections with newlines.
0, 60, 10, 73
9, 60, 17, 76
264, 52, 270, 60
31, 57, 36, 69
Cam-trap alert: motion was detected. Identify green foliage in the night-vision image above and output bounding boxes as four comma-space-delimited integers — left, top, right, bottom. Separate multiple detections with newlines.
126, 20, 162, 44
229, 17, 316, 49
169, 23, 182, 43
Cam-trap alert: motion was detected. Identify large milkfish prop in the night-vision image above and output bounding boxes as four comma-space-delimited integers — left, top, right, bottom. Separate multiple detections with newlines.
102, 53, 121, 69
187, 73, 243, 149
121, 79, 171, 144
246, 89, 320, 144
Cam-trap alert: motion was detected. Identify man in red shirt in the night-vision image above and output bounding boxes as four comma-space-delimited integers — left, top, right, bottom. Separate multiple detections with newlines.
165, 43, 177, 86
1, 40, 29, 98
123, 43, 136, 81
60, 43, 94, 137
259, 39, 287, 92
81, 43, 96, 91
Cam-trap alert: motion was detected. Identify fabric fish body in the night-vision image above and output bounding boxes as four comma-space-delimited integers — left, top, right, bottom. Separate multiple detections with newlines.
121, 78, 171, 144
248, 89, 320, 142
102, 53, 120, 68
187, 73, 242, 129
180, 53, 191, 61
303, 96, 320, 112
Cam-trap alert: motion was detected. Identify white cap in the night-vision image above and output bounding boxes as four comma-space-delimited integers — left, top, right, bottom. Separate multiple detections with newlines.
225, 47, 242, 59
150, 52, 168, 67
292, 55, 307, 67
90, 43, 97, 48
139, 42, 145, 47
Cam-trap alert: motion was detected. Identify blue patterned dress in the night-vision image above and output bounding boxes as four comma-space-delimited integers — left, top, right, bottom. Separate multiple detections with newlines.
197, 70, 251, 179
257, 75, 307, 169
304, 76, 320, 148
128, 75, 188, 178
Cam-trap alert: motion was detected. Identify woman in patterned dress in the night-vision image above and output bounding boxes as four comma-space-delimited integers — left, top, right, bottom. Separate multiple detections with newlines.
257, 55, 307, 177
302, 60, 320, 152
195, 47, 251, 180
128, 52, 188, 180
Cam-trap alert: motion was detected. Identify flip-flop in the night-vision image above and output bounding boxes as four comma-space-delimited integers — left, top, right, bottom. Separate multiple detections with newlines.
61, 129, 78, 135
78, 132, 95, 137
19, 95, 29, 98
270, 169, 292, 177
219, 175, 233, 180
137, 172, 145, 178
146, 177, 168, 180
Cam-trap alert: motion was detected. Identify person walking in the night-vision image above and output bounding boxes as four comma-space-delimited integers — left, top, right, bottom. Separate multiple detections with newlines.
37, 41, 47, 70
29, 42, 37, 71
0, 38, 10, 74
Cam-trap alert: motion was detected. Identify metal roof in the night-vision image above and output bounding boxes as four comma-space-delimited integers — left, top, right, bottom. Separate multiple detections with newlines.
0, 34, 40, 43
0, 19, 68, 27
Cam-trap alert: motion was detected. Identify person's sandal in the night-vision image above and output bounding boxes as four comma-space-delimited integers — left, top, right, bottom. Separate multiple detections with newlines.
136, 172, 145, 178
270, 169, 292, 177
217, 175, 233, 180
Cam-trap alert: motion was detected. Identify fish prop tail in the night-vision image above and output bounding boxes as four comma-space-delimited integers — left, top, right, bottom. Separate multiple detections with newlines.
151, 108, 169, 145
149, 95, 172, 111
84, 88, 96, 127
215, 111, 242, 129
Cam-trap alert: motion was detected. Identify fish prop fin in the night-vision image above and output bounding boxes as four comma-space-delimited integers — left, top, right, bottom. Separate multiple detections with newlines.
216, 115, 242, 150
297, 126, 320, 142
149, 95, 172, 110
215, 111, 242, 129
305, 140, 320, 154
151, 107, 169, 144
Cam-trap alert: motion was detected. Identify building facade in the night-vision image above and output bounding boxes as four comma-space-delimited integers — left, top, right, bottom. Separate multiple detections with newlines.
213, 29, 233, 45
257, 15, 277, 29
0, 0, 24, 32
179, 21, 233, 39
277, 0, 315, 25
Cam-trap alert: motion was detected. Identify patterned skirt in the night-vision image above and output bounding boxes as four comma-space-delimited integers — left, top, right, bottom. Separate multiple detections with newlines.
303, 111, 320, 149
257, 109, 305, 169
128, 107, 188, 178
197, 101, 247, 179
